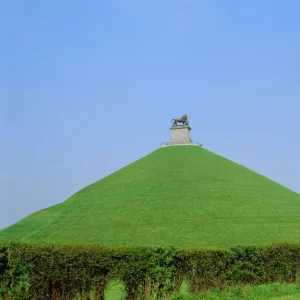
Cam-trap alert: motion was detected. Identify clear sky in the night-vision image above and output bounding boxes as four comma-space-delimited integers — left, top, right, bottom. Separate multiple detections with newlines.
1, 0, 300, 229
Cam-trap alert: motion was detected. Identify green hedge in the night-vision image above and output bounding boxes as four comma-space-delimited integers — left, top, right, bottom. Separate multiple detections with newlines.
1, 242, 300, 299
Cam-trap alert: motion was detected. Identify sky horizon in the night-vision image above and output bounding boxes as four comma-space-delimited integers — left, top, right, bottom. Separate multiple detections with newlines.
1, 0, 300, 230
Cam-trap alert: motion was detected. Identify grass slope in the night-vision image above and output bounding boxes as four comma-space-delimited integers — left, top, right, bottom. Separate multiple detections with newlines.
0, 146, 299, 247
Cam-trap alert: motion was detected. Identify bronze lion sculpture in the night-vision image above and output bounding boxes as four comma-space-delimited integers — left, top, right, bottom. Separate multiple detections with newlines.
171, 114, 189, 125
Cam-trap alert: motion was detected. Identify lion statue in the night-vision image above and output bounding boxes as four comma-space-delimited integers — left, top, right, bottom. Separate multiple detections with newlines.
171, 114, 189, 125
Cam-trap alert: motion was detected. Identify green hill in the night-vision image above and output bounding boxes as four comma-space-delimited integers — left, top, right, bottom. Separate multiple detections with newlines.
1, 145, 299, 248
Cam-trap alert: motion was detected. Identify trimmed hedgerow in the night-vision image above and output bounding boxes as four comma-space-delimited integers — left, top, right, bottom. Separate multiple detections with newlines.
1, 242, 300, 299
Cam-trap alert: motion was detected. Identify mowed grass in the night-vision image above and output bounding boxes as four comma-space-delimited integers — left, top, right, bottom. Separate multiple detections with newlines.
1, 146, 299, 247
104, 282, 300, 300
179, 284, 300, 300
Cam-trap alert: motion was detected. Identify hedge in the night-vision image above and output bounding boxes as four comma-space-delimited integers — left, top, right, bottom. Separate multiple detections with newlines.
1, 242, 300, 299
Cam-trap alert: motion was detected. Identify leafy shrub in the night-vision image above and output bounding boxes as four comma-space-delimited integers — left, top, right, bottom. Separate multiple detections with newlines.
0, 244, 32, 300
227, 246, 265, 285
1, 242, 300, 299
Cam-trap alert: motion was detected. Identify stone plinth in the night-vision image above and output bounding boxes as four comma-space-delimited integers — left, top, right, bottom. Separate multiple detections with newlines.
169, 125, 192, 145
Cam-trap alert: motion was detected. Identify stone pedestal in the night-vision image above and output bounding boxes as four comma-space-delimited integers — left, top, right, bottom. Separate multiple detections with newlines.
169, 125, 192, 145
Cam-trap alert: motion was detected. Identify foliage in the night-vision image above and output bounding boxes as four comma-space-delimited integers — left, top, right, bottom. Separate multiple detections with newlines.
0, 244, 32, 300
227, 246, 265, 285
2, 242, 300, 299
175, 248, 231, 294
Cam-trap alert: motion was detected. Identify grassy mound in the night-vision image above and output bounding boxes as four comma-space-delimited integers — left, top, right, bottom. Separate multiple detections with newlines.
0, 146, 299, 247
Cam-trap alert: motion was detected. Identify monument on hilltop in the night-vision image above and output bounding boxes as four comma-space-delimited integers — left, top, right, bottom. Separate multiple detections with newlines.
1, 112, 299, 250
168, 113, 193, 145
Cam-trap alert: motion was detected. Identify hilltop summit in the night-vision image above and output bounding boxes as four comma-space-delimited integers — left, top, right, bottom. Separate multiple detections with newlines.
1, 117, 299, 247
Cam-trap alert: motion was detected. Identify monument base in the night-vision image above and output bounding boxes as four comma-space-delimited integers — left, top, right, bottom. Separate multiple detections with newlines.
168, 125, 192, 145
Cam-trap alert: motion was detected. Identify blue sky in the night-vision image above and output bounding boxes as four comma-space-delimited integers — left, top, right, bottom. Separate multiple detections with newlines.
1, 0, 300, 229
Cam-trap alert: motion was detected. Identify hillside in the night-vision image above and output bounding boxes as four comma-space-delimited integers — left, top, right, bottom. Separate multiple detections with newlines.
1, 145, 299, 248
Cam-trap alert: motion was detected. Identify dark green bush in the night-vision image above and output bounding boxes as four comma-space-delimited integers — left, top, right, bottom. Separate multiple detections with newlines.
263, 243, 300, 283
0, 244, 32, 300
1, 242, 300, 299
227, 246, 265, 285
176, 248, 231, 294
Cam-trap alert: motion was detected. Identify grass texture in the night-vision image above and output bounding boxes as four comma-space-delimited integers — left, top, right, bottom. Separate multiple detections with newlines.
0, 146, 299, 247
104, 282, 300, 300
